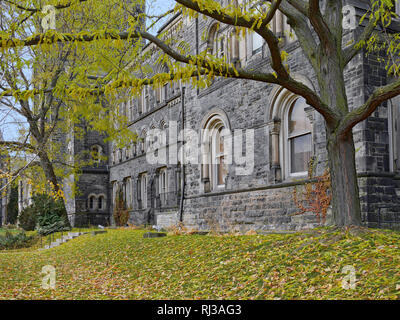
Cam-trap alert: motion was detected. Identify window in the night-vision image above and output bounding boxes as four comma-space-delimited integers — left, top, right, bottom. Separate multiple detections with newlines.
287, 98, 312, 175
202, 113, 229, 192
159, 168, 168, 194
218, 36, 226, 58
158, 168, 168, 206
207, 24, 219, 54
214, 127, 227, 186
389, 99, 400, 172
98, 195, 105, 211
140, 129, 147, 154
143, 86, 150, 112
111, 151, 114, 164
269, 86, 314, 181
138, 93, 143, 115
163, 82, 169, 101
123, 177, 132, 209
228, 31, 239, 65
129, 98, 134, 121
132, 143, 137, 157
252, 31, 263, 54
88, 195, 96, 211
138, 173, 148, 209
112, 182, 118, 209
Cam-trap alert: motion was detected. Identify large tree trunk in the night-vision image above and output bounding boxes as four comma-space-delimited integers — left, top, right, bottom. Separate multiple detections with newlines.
38, 150, 71, 228
326, 129, 362, 226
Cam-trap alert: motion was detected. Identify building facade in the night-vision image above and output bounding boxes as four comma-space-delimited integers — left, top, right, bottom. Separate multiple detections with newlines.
106, 1, 400, 232
33, 1, 391, 231
64, 123, 111, 227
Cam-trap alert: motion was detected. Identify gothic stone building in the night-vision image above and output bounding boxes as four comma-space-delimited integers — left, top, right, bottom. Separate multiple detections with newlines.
63, 123, 111, 227
81, 1, 400, 231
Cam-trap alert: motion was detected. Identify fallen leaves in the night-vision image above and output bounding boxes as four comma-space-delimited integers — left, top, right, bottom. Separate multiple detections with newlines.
0, 227, 398, 300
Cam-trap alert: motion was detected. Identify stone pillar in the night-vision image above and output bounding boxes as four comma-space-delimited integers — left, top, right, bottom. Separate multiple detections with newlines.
269, 119, 282, 183
305, 106, 315, 154
275, 10, 283, 37
201, 141, 211, 193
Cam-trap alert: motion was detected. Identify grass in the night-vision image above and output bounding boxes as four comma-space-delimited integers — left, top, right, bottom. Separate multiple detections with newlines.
0, 228, 19, 236
0, 227, 399, 300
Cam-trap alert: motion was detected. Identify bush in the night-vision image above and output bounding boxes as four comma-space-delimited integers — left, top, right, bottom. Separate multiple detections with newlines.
18, 206, 38, 231
0, 231, 37, 250
17, 194, 71, 235
33, 194, 71, 236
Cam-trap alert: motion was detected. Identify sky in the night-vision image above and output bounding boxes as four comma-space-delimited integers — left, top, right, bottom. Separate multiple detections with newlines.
1, 0, 176, 142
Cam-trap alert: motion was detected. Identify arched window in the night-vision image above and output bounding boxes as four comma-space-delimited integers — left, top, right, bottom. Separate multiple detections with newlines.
112, 181, 118, 209
140, 129, 147, 154
287, 98, 312, 175
88, 195, 96, 211
138, 173, 148, 209
143, 86, 150, 113
207, 24, 219, 54
269, 86, 314, 181
98, 195, 106, 211
129, 98, 135, 121
201, 113, 230, 192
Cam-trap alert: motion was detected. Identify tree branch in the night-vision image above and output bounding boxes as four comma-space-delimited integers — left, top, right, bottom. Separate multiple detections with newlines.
338, 78, 400, 136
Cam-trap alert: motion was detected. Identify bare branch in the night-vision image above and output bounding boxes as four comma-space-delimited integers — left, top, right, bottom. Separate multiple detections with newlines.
338, 78, 400, 136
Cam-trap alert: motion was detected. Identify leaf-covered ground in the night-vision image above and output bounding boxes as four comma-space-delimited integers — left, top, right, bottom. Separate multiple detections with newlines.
0, 228, 399, 300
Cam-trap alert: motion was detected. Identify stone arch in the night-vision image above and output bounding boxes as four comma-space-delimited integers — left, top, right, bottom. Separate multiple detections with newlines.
200, 109, 231, 192
267, 75, 316, 182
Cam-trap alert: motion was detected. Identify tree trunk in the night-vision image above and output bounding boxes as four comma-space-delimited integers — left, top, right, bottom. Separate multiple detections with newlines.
38, 150, 71, 228
326, 129, 362, 226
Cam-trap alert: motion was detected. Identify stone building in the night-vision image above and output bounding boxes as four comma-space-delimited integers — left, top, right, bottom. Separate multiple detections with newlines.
64, 123, 111, 227
107, 0, 400, 232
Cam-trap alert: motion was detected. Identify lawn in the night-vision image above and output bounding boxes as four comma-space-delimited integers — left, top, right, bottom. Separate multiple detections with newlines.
0, 227, 399, 300
0, 229, 19, 236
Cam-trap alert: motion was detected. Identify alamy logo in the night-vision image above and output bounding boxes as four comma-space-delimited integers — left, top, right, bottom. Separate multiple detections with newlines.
144, 122, 255, 175
341, 265, 356, 290
41, 265, 56, 289
41, 5, 56, 31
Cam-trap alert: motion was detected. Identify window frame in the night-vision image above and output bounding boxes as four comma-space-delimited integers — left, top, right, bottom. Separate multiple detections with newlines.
88, 194, 97, 211
283, 97, 312, 178
139, 173, 148, 209
98, 195, 106, 211
201, 113, 230, 192
270, 86, 314, 182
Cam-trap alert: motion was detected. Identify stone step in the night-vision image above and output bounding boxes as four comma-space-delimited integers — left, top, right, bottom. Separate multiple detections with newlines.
40, 231, 100, 250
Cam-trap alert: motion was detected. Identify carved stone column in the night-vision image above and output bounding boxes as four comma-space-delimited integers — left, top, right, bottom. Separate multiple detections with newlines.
269, 119, 282, 183
201, 141, 211, 193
